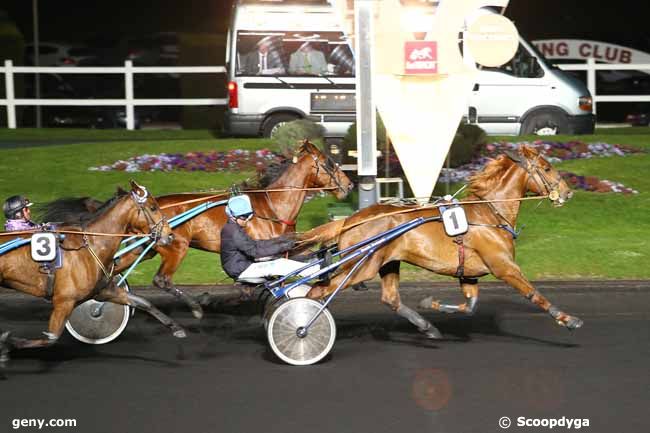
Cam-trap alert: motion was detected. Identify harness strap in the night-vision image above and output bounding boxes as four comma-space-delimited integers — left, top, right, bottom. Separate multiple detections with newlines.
38, 263, 56, 300
454, 236, 465, 278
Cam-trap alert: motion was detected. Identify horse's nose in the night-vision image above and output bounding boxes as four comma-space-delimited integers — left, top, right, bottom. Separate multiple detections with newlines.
567, 190, 574, 200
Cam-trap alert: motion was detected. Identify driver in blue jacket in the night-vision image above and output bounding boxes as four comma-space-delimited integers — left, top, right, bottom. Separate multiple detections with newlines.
220, 195, 318, 281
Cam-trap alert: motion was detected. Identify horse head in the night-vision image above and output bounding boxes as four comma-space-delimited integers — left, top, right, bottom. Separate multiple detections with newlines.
294, 140, 354, 199
507, 145, 572, 207
127, 180, 174, 245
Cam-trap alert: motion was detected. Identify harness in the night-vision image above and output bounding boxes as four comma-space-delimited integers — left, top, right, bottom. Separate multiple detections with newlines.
450, 152, 564, 278
253, 144, 347, 229
59, 188, 167, 295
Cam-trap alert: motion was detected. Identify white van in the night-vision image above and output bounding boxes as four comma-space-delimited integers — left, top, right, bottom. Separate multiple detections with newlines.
224, 1, 595, 137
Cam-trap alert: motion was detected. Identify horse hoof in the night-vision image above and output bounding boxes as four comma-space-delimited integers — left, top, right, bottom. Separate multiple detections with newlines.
421, 326, 443, 340
418, 297, 434, 309
0, 331, 10, 366
564, 316, 584, 330
173, 329, 187, 339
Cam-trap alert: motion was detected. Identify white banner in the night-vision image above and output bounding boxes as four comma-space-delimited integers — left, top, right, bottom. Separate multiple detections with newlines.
533, 39, 650, 65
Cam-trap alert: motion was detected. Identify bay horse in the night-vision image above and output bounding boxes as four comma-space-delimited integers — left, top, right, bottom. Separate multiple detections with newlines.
47, 141, 353, 319
0, 181, 180, 366
300, 145, 583, 339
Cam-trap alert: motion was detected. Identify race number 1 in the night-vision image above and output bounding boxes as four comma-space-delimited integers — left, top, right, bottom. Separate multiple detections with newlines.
31, 233, 57, 262
441, 206, 468, 237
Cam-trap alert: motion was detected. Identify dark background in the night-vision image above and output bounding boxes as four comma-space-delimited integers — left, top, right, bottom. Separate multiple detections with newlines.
2, 0, 650, 50
2, 0, 650, 126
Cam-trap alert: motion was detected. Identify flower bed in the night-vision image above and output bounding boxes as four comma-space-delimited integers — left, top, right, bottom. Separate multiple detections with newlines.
89, 149, 283, 173
435, 140, 642, 194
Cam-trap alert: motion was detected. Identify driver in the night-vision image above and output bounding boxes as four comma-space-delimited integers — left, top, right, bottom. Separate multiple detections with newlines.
220, 195, 318, 281
3, 195, 39, 231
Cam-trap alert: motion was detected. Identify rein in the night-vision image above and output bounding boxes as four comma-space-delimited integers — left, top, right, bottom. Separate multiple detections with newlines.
298, 195, 549, 243
159, 186, 340, 210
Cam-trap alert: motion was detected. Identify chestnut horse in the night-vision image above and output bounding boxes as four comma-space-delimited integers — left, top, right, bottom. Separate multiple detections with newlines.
0, 181, 179, 366
300, 145, 582, 339
85, 141, 352, 319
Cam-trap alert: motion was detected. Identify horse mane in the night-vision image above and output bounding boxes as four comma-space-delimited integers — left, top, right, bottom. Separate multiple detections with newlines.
243, 140, 323, 189
243, 158, 293, 189
37, 190, 127, 225
467, 145, 539, 196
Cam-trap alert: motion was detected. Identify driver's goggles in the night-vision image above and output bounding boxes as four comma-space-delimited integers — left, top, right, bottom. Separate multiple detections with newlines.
237, 212, 254, 221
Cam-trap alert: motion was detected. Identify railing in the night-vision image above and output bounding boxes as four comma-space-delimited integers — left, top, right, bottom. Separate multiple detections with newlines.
0, 60, 227, 130
557, 58, 650, 114
3, 59, 650, 128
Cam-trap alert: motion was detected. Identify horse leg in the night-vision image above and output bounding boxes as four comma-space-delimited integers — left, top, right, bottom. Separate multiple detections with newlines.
152, 240, 203, 320
3, 298, 76, 365
379, 261, 442, 339
488, 259, 583, 330
419, 277, 480, 315
95, 283, 187, 338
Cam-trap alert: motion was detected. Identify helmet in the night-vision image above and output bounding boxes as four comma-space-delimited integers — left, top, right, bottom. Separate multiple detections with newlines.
225, 195, 254, 220
3, 195, 32, 219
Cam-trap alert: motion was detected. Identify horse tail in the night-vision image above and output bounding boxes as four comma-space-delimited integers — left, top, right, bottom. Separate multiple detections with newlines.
298, 219, 346, 246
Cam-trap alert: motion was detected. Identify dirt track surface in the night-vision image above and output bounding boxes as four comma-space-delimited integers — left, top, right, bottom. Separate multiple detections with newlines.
1, 280, 648, 433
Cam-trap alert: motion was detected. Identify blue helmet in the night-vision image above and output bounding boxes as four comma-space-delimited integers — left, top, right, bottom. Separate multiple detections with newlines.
226, 195, 254, 219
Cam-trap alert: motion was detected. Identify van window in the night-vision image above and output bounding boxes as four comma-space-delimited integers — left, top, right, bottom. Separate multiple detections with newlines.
235, 31, 355, 77
487, 44, 544, 78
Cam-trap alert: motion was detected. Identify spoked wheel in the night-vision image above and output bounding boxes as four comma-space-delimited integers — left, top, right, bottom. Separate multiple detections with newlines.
262, 284, 312, 331
65, 278, 133, 345
267, 297, 336, 366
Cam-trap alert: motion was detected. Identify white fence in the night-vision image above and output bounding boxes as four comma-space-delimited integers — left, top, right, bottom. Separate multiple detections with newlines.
557, 58, 650, 114
0, 60, 227, 130
2, 58, 650, 129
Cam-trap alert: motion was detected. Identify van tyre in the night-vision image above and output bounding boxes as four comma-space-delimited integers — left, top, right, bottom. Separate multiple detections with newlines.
521, 109, 568, 136
262, 113, 299, 138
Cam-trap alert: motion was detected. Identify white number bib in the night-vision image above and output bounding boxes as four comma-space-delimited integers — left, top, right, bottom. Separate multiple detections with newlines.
31, 233, 57, 262
441, 206, 468, 237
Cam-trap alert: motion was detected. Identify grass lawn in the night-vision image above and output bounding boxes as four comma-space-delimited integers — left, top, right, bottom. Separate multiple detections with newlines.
0, 127, 648, 285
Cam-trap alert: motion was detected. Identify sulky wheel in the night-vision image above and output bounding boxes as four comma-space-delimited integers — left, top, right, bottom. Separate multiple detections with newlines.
263, 284, 312, 331
267, 297, 336, 366
65, 278, 133, 345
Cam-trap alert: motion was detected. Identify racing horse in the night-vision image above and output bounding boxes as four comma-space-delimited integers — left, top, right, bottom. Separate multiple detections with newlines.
300, 145, 583, 339
0, 181, 178, 365
45, 141, 353, 319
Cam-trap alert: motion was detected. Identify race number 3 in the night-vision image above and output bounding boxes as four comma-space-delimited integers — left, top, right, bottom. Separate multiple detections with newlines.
31, 233, 57, 262
441, 206, 468, 237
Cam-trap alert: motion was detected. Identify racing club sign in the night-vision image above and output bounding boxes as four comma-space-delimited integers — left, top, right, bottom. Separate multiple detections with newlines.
404, 41, 438, 74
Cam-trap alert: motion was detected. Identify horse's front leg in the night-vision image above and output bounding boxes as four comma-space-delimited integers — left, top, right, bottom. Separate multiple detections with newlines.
153, 235, 203, 320
485, 254, 583, 330
380, 261, 442, 339
95, 282, 186, 338
419, 277, 480, 315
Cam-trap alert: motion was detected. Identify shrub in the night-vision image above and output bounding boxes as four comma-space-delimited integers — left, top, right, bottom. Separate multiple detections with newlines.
273, 119, 325, 155
342, 113, 387, 149
449, 124, 487, 167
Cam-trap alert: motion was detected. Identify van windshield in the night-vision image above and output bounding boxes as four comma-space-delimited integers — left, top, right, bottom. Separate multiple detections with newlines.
235, 31, 355, 77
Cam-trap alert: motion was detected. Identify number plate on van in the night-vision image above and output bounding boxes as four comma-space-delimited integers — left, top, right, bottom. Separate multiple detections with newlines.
311, 93, 355, 112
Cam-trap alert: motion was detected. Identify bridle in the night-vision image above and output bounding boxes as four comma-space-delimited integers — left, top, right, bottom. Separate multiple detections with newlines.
522, 154, 563, 204
131, 186, 168, 243
300, 144, 349, 196
507, 151, 563, 205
